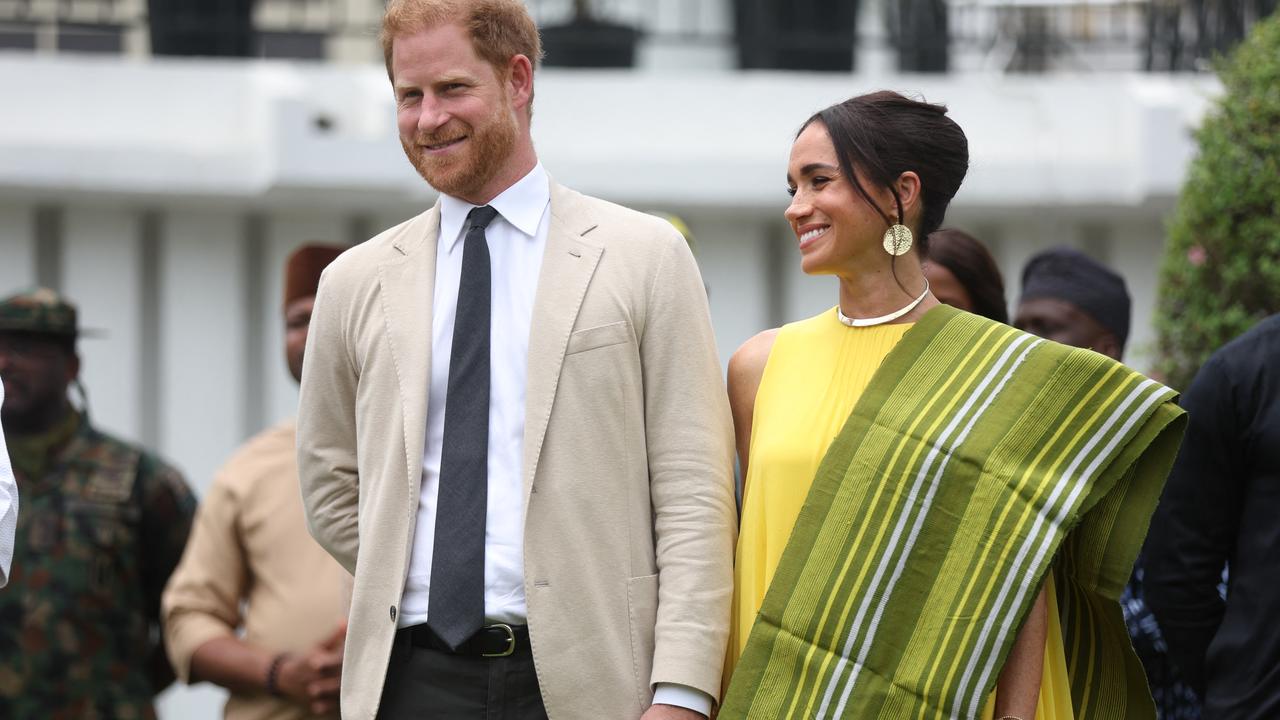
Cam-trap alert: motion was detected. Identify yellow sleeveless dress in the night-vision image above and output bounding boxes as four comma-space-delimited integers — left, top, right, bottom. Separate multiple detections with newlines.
727, 308, 1074, 718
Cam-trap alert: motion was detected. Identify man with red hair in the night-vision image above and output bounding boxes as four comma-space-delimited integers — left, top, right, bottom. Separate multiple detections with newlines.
297, 1, 735, 719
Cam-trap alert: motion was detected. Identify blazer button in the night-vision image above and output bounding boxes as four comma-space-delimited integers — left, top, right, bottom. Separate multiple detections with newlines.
390, 605, 397, 622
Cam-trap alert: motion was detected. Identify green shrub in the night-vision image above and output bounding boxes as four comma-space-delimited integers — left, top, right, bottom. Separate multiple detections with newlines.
1155, 13, 1280, 390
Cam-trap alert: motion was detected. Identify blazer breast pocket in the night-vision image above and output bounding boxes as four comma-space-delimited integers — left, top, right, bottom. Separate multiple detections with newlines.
565, 320, 631, 356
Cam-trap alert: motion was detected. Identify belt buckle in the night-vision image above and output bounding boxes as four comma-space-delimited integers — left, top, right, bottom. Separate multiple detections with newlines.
482, 623, 516, 658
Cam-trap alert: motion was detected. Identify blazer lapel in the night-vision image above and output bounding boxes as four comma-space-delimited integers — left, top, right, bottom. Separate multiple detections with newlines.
522, 183, 602, 500
377, 205, 440, 493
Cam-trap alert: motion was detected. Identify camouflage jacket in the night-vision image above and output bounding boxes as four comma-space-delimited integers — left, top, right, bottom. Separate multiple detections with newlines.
0, 413, 197, 720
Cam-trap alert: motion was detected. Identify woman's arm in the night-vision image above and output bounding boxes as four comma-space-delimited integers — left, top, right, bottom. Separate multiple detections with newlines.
993, 582, 1048, 719
726, 329, 777, 489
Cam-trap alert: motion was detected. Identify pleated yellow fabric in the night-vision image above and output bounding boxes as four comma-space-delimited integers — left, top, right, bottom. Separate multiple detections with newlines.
729, 310, 912, 675
727, 307, 1075, 718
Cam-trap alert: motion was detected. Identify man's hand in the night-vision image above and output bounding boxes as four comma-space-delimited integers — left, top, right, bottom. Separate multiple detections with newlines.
275, 621, 347, 715
642, 704, 707, 720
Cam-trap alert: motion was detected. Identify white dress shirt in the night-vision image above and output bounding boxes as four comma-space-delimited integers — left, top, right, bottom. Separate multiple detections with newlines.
397, 164, 711, 717
0, 381, 19, 587
401, 163, 549, 628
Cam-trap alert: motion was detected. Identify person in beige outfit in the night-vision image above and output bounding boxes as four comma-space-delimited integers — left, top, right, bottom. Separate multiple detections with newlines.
295, 1, 736, 719
164, 244, 353, 719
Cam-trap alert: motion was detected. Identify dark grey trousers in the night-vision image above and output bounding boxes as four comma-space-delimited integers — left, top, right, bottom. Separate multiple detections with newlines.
375, 631, 549, 720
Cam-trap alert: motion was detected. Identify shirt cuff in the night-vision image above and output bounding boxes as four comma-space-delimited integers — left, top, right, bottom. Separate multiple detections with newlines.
652, 682, 713, 717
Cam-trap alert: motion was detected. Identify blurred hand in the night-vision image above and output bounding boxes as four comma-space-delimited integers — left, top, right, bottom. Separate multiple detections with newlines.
276, 620, 347, 715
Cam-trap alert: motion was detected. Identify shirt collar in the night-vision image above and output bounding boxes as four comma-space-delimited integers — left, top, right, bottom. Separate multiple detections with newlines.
438, 163, 550, 253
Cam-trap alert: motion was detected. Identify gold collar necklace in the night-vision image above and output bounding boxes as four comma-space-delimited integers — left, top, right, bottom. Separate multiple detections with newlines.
837, 279, 931, 327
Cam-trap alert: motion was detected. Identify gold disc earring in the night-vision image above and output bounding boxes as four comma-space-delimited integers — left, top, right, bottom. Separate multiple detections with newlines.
882, 223, 913, 256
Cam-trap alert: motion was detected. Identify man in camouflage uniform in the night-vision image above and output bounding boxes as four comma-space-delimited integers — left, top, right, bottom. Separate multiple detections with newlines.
0, 288, 198, 719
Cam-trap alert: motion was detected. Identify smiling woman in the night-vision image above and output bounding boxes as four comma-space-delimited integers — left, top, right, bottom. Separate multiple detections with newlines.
781, 92, 965, 319
721, 91, 1182, 720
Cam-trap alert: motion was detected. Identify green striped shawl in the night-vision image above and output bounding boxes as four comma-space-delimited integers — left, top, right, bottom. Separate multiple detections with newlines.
721, 305, 1185, 719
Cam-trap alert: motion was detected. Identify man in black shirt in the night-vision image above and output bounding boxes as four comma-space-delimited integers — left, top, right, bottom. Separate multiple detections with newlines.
1146, 314, 1280, 719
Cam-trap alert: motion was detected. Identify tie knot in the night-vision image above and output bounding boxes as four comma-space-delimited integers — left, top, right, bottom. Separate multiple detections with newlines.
468, 205, 499, 231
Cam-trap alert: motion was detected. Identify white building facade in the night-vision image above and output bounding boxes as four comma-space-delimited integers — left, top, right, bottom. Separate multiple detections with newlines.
0, 0, 1233, 716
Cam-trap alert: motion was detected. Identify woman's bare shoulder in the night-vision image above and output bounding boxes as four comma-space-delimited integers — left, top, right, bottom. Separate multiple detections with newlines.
728, 329, 780, 395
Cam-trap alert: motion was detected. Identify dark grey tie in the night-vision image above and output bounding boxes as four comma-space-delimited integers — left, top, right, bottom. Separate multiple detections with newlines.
428, 204, 498, 649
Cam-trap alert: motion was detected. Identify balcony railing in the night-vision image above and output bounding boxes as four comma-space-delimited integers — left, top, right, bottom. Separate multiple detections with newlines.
0, 0, 1273, 71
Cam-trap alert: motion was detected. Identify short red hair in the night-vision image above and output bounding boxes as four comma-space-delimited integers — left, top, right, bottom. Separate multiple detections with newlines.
381, 0, 542, 80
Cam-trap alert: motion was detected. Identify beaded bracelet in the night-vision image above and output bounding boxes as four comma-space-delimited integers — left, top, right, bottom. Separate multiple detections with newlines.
265, 653, 290, 698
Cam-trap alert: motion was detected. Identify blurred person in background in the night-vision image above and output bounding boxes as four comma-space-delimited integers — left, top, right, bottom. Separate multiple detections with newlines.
1145, 314, 1280, 719
296, 1, 734, 719
0, 382, 15, 588
1013, 247, 1129, 361
721, 91, 1183, 719
0, 288, 197, 718
923, 227, 1008, 323
163, 244, 352, 720
1014, 247, 1202, 719
651, 212, 698, 256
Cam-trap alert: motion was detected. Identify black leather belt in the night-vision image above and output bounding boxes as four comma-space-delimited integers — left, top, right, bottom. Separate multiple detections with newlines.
406, 623, 530, 658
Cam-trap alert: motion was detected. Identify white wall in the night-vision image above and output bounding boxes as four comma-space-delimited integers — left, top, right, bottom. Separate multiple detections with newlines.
158, 213, 249, 482
62, 207, 146, 441
0, 206, 35, 291
0, 56, 1219, 208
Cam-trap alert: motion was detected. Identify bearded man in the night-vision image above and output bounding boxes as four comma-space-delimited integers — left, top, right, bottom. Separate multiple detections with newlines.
295, 2, 736, 719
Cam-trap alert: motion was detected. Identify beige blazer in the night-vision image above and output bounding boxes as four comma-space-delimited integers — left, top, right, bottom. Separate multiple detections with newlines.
297, 181, 736, 720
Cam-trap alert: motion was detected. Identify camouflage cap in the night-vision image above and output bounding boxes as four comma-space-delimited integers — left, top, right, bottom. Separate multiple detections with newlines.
0, 287, 83, 338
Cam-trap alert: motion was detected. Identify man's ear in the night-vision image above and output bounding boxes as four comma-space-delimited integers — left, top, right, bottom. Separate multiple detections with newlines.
507, 53, 534, 113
